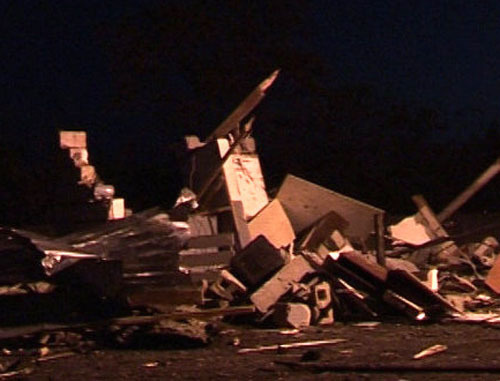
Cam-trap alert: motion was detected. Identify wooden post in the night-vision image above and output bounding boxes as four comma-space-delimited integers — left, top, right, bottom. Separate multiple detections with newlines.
412, 195, 462, 261
374, 213, 386, 267
438, 157, 500, 222
197, 119, 255, 203
206, 70, 279, 141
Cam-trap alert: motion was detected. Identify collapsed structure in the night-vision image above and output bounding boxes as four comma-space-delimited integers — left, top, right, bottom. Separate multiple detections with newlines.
2, 70, 500, 342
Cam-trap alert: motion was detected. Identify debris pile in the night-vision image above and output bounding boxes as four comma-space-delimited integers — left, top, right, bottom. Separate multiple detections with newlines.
58, 130, 126, 222
156, 70, 450, 328
1, 70, 500, 360
166, 70, 500, 329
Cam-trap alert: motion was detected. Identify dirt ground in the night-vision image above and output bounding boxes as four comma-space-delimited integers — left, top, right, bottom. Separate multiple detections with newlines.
6, 319, 500, 380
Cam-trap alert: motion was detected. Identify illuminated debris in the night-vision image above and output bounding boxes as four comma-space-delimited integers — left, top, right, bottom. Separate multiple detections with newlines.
473, 236, 499, 268
207, 269, 247, 302
4, 71, 500, 345
230, 235, 287, 289
58, 130, 126, 221
272, 302, 312, 329
246, 199, 295, 249
413, 344, 448, 360
276, 174, 384, 247
485, 254, 500, 294
250, 255, 316, 314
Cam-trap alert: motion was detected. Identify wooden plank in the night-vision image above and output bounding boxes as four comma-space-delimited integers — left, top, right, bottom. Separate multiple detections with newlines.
374, 213, 386, 267
197, 126, 255, 204
320, 251, 387, 294
206, 70, 279, 141
238, 338, 346, 354
108, 198, 125, 220
187, 214, 218, 237
184, 135, 205, 150
299, 211, 349, 252
276, 175, 384, 245
187, 233, 235, 249
386, 269, 459, 313
179, 249, 233, 268
126, 286, 205, 309
59, 130, 87, 148
222, 153, 268, 221
412, 195, 462, 261
230, 200, 253, 249
336, 251, 388, 285
247, 199, 295, 248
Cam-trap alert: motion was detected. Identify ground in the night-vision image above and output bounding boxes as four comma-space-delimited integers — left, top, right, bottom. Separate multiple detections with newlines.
6, 319, 500, 380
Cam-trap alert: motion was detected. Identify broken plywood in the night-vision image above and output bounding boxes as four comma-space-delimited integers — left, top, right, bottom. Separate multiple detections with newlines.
220, 147, 268, 220
276, 175, 384, 244
206, 70, 279, 141
388, 215, 432, 246
108, 198, 126, 220
247, 198, 295, 249
299, 211, 350, 252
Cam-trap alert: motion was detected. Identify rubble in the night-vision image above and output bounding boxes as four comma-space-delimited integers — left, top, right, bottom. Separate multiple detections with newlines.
53, 130, 127, 228
250, 254, 316, 314
3, 70, 500, 377
412, 344, 448, 360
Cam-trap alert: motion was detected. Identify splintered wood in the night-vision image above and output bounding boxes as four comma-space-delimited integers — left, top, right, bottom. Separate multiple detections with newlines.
237, 338, 346, 354
412, 195, 463, 262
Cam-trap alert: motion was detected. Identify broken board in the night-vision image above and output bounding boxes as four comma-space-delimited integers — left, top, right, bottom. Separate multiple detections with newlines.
276, 175, 384, 244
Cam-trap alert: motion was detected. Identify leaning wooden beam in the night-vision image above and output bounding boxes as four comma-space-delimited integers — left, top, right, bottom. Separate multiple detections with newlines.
197, 118, 255, 203
438, 157, 500, 222
413, 195, 449, 237
205, 69, 279, 141
412, 195, 462, 261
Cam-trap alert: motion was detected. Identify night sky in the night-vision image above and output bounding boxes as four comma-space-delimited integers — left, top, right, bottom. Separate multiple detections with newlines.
2, 1, 500, 215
